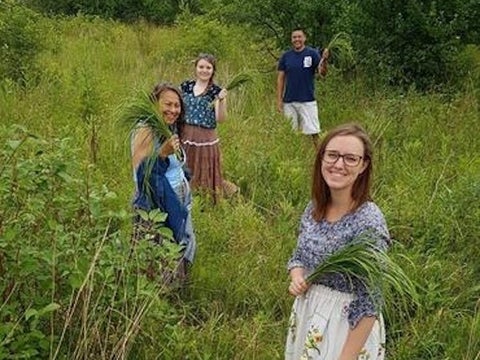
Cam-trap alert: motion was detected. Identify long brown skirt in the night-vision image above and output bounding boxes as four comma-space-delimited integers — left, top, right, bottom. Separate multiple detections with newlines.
181, 124, 224, 201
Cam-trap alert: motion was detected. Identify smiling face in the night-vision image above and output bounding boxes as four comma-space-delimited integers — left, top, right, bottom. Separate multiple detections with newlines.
157, 89, 181, 125
195, 58, 215, 82
291, 30, 306, 51
320, 135, 368, 194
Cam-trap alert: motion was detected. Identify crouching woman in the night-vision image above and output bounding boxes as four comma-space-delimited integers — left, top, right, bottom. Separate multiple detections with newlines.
130, 83, 196, 284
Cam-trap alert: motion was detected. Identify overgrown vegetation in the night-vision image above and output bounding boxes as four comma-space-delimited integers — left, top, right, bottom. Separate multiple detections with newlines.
0, 1, 44, 85
11, 0, 480, 89
0, 7, 479, 360
206, 0, 480, 90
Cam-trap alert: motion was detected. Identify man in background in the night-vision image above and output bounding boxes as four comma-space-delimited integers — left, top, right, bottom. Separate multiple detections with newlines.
277, 28, 329, 147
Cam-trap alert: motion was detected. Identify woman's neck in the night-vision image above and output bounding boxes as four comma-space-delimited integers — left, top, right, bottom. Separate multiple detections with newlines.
193, 79, 209, 96
195, 79, 209, 87
326, 191, 354, 222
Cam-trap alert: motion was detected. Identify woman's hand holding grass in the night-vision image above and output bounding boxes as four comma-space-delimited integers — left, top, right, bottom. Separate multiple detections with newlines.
158, 134, 180, 159
289, 267, 309, 296
217, 88, 227, 101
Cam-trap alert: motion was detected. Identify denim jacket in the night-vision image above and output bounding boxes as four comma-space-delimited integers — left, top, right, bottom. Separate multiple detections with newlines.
132, 156, 188, 243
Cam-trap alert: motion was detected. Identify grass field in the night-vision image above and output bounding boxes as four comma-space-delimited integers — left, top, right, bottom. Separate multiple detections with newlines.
1, 15, 479, 359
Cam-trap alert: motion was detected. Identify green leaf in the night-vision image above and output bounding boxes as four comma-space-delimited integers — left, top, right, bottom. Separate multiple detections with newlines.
7, 140, 22, 150
69, 271, 84, 289
225, 72, 253, 90
25, 308, 38, 321
149, 209, 168, 223
157, 227, 173, 240
38, 303, 60, 317
137, 209, 149, 221
120, 90, 173, 140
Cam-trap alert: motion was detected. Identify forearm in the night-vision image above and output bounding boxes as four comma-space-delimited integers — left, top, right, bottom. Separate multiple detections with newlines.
318, 58, 328, 77
276, 83, 283, 104
339, 316, 376, 360
289, 267, 304, 280
215, 99, 227, 122
276, 72, 285, 108
131, 128, 153, 169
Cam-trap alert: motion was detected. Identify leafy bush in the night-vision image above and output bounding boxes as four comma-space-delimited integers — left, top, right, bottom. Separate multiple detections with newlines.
204, 0, 479, 90
0, 125, 182, 358
172, 15, 232, 60
0, 2, 44, 84
24, 0, 187, 24
451, 44, 480, 92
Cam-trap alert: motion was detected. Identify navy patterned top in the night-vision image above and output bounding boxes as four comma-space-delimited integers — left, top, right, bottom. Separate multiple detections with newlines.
180, 80, 222, 129
288, 201, 390, 328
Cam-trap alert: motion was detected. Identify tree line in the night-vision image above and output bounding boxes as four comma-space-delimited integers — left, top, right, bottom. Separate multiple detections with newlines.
4, 0, 480, 90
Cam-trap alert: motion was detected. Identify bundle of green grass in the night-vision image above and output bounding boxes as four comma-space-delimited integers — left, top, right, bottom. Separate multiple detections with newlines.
121, 90, 174, 142
306, 237, 419, 317
209, 72, 253, 107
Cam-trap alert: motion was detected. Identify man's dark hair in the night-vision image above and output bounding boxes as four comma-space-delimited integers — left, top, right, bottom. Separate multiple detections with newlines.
291, 28, 307, 36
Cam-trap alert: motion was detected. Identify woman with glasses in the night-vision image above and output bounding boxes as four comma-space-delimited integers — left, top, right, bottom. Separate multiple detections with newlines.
285, 123, 390, 360
179, 53, 238, 203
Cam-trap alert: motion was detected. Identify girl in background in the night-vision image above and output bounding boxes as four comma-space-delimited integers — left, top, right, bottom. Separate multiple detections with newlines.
180, 53, 238, 203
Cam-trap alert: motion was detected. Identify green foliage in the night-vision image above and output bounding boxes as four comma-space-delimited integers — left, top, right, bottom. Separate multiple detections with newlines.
224, 72, 253, 91
0, 125, 183, 358
23, 0, 186, 24
173, 15, 232, 60
75, 66, 103, 164
350, 0, 460, 89
325, 32, 355, 70
204, 0, 479, 90
1, 14, 479, 359
0, 1, 44, 85
202, 0, 331, 50
19, 0, 480, 89
451, 44, 480, 92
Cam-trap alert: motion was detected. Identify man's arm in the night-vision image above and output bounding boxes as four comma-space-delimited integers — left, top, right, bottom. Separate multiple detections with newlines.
318, 48, 329, 77
276, 70, 285, 113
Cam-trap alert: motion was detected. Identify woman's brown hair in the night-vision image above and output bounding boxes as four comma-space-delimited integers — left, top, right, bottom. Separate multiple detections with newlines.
311, 123, 373, 221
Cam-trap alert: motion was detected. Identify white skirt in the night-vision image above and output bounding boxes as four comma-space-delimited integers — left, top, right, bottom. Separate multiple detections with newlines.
285, 285, 386, 360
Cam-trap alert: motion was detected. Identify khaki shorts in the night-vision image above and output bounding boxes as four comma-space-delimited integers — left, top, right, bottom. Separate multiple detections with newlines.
283, 101, 320, 134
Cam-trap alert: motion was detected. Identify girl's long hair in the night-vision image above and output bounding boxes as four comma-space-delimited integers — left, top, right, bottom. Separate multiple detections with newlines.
311, 122, 373, 221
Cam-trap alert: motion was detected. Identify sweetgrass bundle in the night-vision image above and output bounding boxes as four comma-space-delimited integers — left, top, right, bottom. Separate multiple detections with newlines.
325, 32, 355, 68
307, 237, 419, 317
225, 72, 253, 91
120, 90, 174, 142
120, 90, 182, 160
209, 72, 253, 107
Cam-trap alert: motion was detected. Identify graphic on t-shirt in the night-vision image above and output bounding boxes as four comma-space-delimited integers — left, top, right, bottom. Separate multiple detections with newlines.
303, 56, 312, 68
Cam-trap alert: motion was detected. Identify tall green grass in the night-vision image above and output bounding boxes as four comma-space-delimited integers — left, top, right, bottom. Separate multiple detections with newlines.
1, 13, 479, 359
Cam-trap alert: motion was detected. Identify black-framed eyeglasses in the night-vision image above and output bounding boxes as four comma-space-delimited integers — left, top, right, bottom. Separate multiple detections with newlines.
322, 150, 363, 167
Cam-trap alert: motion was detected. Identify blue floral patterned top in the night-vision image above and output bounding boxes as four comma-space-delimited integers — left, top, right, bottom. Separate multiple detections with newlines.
180, 80, 222, 129
288, 201, 390, 328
